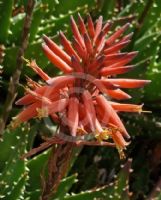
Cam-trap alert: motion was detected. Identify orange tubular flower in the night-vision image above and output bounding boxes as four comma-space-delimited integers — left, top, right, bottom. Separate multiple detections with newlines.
13, 14, 151, 158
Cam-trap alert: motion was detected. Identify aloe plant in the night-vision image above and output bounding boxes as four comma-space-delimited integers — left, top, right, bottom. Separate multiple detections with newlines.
0, 0, 161, 199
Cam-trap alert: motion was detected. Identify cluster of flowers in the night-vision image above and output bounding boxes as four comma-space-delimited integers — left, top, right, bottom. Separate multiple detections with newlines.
13, 14, 150, 158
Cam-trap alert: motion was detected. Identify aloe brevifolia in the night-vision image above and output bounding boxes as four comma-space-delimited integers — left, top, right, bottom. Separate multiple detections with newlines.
12, 14, 150, 198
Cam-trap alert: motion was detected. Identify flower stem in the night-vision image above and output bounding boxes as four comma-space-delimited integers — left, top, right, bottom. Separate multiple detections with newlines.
41, 142, 74, 200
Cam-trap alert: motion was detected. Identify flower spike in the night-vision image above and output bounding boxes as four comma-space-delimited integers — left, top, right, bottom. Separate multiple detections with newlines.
14, 15, 151, 158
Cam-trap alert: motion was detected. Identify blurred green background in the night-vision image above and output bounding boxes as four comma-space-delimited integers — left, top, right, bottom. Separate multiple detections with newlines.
0, 0, 161, 199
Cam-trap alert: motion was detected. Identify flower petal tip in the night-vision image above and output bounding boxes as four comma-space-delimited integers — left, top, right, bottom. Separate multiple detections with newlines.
42, 34, 50, 44
124, 22, 130, 29
15, 100, 21, 105
146, 80, 151, 84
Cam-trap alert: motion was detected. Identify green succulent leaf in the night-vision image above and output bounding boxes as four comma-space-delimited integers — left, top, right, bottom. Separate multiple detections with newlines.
0, 125, 29, 199
63, 159, 132, 200
0, 0, 14, 43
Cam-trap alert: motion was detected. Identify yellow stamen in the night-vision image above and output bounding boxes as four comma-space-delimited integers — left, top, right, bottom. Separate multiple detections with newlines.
26, 76, 41, 89
21, 56, 30, 66
36, 107, 49, 119
137, 104, 151, 114
9, 117, 21, 129
95, 125, 127, 160
117, 147, 126, 160
77, 127, 87, 135
139, 110, 152, 114
95, 129, 110, 142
